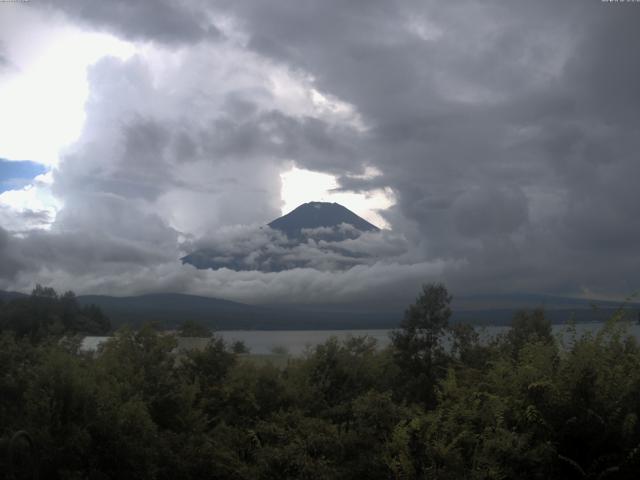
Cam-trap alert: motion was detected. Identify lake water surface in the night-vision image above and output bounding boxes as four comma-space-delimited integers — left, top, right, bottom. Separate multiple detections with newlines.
81, 322, 640, 356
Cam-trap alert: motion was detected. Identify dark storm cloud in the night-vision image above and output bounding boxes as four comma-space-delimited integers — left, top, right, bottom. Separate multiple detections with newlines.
0, 40, 7, 69
4, 0, 639, 301
0, 47, 372, 299
53, 192, 180, 255
207, 0, 640, 296
200, 108, 361, 172
48, 52, 361, 244
39, 0, 221, 44
0, 227, 25, 279
0, 197, 179, 283
0, 221, 445, 307
56, 117, 180, 201
453, 187, 528, 238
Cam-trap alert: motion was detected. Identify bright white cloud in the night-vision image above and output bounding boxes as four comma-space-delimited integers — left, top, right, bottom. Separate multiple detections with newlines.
0, 254, 452, 305
280, 166, 394, 228
0, 6, 135, 166
0, 171, 60, 230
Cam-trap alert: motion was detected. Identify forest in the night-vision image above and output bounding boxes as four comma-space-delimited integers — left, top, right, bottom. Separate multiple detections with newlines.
1, 284, 640, 479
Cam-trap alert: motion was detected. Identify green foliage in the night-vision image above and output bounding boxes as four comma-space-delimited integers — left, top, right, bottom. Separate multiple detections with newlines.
391, 282, 453, 406
270, 345, 289, 355
503, 308, 554, 358
3, 284, 640, 479
0, 285, 110, 340
231, 339, 250, 354
177, 320, 212, 338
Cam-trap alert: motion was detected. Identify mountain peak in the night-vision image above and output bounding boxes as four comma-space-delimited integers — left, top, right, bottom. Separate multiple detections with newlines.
181, 201, 381, 272
268, 202, 379, 239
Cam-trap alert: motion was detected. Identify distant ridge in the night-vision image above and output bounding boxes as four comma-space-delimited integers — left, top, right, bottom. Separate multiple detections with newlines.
2, 290, 638, 330
452, 292, 640, 311
60, 292, 640, 329
0, 290, 28, 302
75, 293, 399, 330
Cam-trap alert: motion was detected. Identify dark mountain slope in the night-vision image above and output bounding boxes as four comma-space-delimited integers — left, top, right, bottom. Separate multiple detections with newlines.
75, 293, 399, 330
268, 201, 379, 239
3, 290, 637, 330
0, 290, 28, 302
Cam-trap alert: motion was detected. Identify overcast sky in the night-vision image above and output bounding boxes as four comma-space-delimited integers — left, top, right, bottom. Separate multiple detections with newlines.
0, 0, 639, 305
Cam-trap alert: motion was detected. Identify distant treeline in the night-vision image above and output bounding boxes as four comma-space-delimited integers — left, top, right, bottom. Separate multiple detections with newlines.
1, 284, 640, 478
4, 287, 636, 332
0, 285, 110, 340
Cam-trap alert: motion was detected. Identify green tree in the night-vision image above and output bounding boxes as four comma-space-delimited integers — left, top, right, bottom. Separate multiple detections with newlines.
0, 286, 110, 340
391, 283, 452, 407
504, 308, 553, 358
180, 335, 236, 422
177, 320, 212, 338
231, 339, 250, 354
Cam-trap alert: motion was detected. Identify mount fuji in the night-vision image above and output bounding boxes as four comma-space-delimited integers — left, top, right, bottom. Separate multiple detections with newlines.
182, 202, 382, 272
